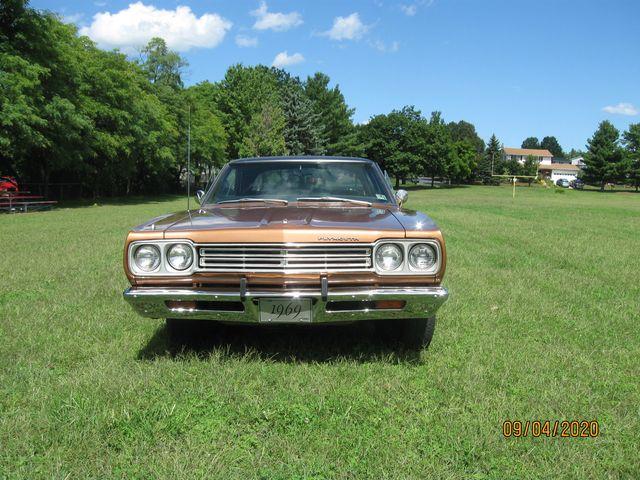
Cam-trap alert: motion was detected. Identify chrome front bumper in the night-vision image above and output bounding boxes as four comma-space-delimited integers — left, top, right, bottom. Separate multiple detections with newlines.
123, 286, 449, 324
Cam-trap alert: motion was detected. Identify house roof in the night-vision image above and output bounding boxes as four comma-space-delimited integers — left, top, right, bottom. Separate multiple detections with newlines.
503, 147, 553, 157
538, 163, 580, 171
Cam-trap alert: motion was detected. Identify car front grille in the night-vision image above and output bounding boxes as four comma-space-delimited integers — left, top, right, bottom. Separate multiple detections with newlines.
197, 244, 373, 273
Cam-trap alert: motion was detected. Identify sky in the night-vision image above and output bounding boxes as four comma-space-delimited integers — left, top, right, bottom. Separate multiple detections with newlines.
30, 0, 640, 152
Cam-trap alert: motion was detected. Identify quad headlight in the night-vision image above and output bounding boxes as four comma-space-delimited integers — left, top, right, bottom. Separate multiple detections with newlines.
129, 241, 195, 275
167, 243, 193, 270
375, 243, 404, 271
133, 245, 161, 272
373, 240, 440, 275
408, 243, 437, 271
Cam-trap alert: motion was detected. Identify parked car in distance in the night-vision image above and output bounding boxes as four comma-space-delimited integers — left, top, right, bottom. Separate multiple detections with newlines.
570, 178, 584, 190
123, 156, 449, 349
0, 176, 18, 193
556, 178, 570, 188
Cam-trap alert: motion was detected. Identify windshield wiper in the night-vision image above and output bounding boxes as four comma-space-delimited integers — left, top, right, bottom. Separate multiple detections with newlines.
216, 198, 288, 205
296, 196, 372, 207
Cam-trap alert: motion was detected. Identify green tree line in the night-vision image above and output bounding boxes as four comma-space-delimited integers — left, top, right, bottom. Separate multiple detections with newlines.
2, 1, 639, 197
0, 1, 487, 196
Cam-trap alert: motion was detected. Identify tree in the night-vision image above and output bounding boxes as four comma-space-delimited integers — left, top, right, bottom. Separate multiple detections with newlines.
477, 134, 502, 184
361, 113, 396, 180
420, 111, 451, 187
565, 148, 586, 160
504, 156, 522, 176
138, 37, 187, 89
622, 123, 640, 191
541, 136, 564, 158
447, 120, 484, 153
361, 106, 424, 188
583, 121, 624, 191
522, 155, 539, 186
447, 140, 477, 184
0, 9, 92, 196
218, 64, 282, 159
521, 137, 540, 149
239, 100, 286, 158
281, 80, 323, 155
184, 84, 227, 187
304, 72, 357, 156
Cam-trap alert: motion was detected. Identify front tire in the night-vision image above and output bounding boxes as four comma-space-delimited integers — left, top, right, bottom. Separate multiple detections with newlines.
378, 316, 436, 350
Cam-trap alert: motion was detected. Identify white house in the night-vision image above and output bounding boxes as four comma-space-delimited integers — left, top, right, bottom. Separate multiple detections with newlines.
503, 147, 553, 165
537, 163, 580, 182
503, 147, 581, 182
570, 156, 586, 168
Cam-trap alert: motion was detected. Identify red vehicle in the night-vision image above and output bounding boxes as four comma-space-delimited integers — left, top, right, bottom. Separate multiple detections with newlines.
0, 176, 19, 193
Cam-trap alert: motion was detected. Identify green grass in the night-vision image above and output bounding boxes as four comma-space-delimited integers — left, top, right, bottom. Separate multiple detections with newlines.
1, 186, 639, 478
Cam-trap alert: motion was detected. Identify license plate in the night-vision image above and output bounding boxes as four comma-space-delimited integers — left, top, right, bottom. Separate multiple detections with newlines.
259, 298, 312, 323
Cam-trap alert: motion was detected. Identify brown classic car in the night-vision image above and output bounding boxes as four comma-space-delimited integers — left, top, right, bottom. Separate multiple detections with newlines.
123, 156, 448, 349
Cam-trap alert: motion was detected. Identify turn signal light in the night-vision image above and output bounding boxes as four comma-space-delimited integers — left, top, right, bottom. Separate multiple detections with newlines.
374, 300, 406, 310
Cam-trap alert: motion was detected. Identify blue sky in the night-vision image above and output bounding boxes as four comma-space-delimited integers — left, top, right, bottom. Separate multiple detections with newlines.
31, 0, 640, 151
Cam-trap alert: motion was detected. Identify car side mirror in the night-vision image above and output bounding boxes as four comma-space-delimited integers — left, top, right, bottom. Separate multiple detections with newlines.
196, 190, 205, 205
395, 189, 408, 207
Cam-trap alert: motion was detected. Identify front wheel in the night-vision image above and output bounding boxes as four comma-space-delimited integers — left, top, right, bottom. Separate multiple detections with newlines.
377, 316, 437, 350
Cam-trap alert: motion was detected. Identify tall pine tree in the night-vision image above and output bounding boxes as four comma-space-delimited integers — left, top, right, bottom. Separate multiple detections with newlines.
477, 134, 502, 184
281, 82, 323, 155
304, 72, 356, 156
583, 121, 623, 191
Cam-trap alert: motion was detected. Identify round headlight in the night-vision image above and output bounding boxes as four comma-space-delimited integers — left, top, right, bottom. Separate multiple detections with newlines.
408, 243, 437, 271
134, 245, 160, 272
375, 243, 403, 271
167, 243, 193, 270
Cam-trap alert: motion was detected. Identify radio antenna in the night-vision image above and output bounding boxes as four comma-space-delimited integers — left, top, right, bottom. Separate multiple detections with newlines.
187, 105, 191, 211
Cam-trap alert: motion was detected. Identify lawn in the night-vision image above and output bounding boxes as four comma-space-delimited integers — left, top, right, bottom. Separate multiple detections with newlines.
1, 185, 638, 478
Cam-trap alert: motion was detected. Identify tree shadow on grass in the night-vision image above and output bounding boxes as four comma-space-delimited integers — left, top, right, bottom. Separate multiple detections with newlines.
138, 321, 423, 364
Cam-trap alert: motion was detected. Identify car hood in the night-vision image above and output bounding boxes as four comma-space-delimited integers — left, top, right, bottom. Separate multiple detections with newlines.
134, 205, 439, 243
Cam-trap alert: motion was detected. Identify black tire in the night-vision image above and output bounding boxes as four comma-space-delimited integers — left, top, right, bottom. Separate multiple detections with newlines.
377, 316, 436, 350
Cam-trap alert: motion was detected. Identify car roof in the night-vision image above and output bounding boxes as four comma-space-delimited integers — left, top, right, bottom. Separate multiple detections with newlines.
229, 156, 374, 165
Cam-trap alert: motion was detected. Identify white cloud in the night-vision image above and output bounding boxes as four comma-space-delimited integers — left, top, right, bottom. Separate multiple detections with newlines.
235, 35, 258, 47
251, 1, 302, 32
80, 2, 232, 52
62, 12, 84, 24
272, 51, 304, 68
323, 13, 369, 41
602, 102, 638, 116
400, 4, 417, 16
373, 40, 399, 53
400, 0, 434, 16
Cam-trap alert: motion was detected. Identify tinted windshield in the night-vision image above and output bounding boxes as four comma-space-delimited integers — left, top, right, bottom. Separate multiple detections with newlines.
206, 161, 393, 204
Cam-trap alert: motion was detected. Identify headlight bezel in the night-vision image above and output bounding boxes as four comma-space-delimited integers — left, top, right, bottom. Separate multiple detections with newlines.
128, 240, 197, 276
372, 239, 441, 275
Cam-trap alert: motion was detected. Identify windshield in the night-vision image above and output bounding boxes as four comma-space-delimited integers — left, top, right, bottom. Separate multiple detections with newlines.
206, 161, 393, 205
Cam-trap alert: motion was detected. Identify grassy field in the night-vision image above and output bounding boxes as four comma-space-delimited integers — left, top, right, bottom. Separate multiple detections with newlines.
1, 185, 638, 478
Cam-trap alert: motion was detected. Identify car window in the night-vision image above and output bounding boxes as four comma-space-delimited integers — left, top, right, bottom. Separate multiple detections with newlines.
207, 161, 391, 204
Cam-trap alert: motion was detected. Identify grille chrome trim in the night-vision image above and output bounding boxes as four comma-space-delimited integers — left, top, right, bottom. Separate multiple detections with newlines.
196, 243, 373, 273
